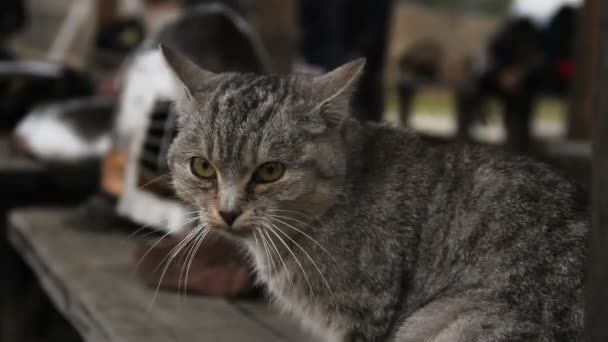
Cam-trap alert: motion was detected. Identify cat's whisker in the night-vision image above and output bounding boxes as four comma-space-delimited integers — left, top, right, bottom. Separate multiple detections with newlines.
136, 215, 200, 271
260, 224, 287, 274
265, 223, 317, 303
130, 226, 167, 240
138, 172, 173, 189
258, 225, 276, 278
128, 221, 158, 239
267, 209, 318, 222
256, 220, 280, 276
183, 209, 204, 214
272, 224, 335, 301
181, 209, 206, 219
252, 229, 261, 253
157, 225, 202, 292
266, 213, 313, 227
147, 226, 201, 311
131, 213, 199, 243
251, 229, 277, 311
262, 227, 294, 287
265, 229, 279, 279
130, 213, 195, 239
268, 215, 337, 263
267, 208, 327, 228
172, 230, 201, 316
153, 225, 200, 274
178, 224, 205, 298
134, 229, 174, 269
175, 215, 202, 230
183, 225, 211, 299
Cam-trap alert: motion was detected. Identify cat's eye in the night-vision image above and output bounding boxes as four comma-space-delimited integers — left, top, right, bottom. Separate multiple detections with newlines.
254, 162, 286, 183
190, 157, 216, 179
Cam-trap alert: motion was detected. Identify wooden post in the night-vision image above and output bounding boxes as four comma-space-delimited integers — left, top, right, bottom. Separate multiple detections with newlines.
568, 0, 597, 140
586, 0, 608, 341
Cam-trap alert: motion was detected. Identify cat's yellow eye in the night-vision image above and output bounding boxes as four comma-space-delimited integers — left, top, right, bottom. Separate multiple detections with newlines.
254, 162, 286, 183
190, 157, 216, 179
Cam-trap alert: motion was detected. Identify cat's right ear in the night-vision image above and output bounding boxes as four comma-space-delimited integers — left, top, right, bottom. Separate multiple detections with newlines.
160, 44, 216, 95
312, 58, 366, 127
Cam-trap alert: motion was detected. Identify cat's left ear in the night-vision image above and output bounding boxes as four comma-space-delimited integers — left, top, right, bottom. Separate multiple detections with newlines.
160, 44, 216, 95
312, 58, 366, 127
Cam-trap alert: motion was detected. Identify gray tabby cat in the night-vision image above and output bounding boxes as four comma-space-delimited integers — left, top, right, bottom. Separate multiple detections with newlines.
162, 45, 587, 342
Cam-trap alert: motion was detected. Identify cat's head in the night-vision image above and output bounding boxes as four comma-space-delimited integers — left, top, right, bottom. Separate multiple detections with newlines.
162, 45, 364, 239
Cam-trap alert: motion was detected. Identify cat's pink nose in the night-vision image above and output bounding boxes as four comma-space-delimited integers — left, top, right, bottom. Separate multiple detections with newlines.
219, 210, 241, 226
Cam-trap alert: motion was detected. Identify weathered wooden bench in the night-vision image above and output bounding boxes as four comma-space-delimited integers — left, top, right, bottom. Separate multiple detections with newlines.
8, 208, 318, 342
0, 134, 100, 342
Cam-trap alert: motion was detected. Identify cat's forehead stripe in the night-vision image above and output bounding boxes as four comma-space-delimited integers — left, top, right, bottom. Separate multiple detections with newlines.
206, 75, 255, 161
206, 75, 293, 174
206, 74, 258, 124
217, 78, 260, 163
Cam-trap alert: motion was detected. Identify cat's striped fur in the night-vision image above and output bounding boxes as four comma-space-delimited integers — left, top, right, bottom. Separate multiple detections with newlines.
163, 45, 587, 342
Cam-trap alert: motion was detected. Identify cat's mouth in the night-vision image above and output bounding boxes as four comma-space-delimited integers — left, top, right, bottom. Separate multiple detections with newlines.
206, 221, 255, 239
221, 226, 254, 238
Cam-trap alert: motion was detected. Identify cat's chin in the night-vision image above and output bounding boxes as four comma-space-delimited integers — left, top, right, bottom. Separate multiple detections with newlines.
210, 225, 255, 240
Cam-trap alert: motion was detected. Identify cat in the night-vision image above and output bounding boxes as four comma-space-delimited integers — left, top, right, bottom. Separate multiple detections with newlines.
161, 45, 588, 342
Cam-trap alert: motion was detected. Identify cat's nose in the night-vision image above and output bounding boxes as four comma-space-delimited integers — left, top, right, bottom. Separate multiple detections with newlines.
219, 210, 242, 226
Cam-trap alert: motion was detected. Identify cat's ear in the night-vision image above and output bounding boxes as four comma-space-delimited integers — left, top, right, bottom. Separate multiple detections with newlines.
160, 44, 216, 95
312, 58, 366, 127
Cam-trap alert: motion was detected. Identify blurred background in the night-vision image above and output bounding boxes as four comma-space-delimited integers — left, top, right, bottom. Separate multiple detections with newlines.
4, 0, 591, 181
0, 0, 603, 341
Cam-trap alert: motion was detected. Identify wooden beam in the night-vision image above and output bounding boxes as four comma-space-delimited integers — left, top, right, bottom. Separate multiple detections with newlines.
586, 0, 608, 341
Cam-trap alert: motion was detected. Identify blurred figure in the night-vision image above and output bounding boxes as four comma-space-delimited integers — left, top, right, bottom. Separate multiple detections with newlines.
458, 4, 579, 153
457, 16, 542, 150
0, 0, 27, 60
396, 38, 444, 126
511, 0, 582, 25
298, 0, 394, 122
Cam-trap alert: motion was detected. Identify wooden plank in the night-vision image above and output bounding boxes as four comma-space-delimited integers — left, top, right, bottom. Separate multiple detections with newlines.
231, 300, 316, 342
586, 0, 608, 341
8, 208, 317, 342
